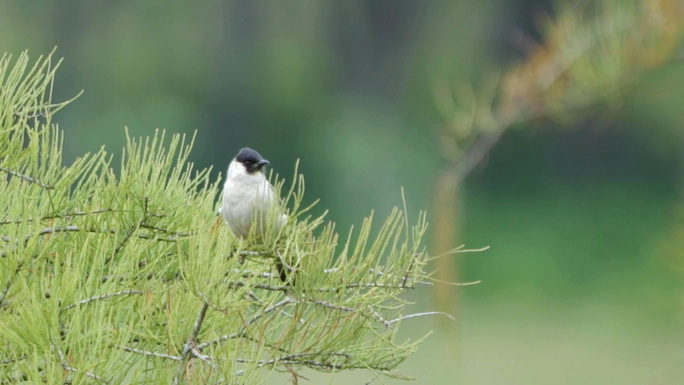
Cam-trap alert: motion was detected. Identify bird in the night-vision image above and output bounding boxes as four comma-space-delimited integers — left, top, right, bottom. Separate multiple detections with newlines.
220, 147, 289, 280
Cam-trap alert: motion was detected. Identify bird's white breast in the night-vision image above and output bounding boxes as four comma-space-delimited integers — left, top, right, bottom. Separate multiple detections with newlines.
221, 167, 275, 239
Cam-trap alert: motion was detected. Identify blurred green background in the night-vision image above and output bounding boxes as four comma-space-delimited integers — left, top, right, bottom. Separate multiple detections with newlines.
2, 1, 683, 383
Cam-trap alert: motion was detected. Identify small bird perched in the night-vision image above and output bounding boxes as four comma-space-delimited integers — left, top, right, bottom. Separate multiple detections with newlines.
221, 147, 286, 240
221, 148, 289, 281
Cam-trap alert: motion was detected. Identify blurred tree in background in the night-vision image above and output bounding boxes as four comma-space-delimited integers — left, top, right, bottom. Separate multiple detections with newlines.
432, 0, 684, 325
1, 0, 683, 383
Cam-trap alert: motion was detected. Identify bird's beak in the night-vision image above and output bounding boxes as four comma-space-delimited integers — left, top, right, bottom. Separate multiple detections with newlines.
256, 159, 270, 169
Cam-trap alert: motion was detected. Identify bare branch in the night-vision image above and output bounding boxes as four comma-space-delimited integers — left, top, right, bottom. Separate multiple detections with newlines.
120, 346, 181, 361
172, 302, 210, 385
191, 348, 217, 371
38, 226, 115, 236
62, 290, 143, 311
0, 219, 24, 225
226, 281, 290, 292
402, 254, 417, 288
113, 225, 138, 256
237, 352, 359, 372
314, 282, 415, 292
139, 223, 194, 237
1, 209, 171, 226
0, 166, 53, 189
386, 311, 455, 325
226, 281, 415, 294
45, 208, 119, 219
308, 299, 356, 313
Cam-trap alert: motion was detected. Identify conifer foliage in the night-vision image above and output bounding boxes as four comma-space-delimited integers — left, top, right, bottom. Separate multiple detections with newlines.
0, 52, 439, 384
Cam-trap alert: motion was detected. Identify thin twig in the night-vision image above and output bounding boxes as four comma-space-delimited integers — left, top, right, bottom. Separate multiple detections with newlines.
38, 226, 116, 236
0, 355, 26, 366
245, 291, 263, 303
42, 208, 121, 221
120, 346, 181, 361
0, 264, 22, 308
366, 306, 389, 327
315, 282, 415, 292
0, 166, 53, 189
2, 208, 118, 225
226, 281, 290, 292
113, 225, 138, 256
309, 299, 356, 313
386, 311, 455, 325
172, 302, 210, 385
226, 281, 415, 293
0, 219, 25, 225
274, 249, 296, 274
62, 290, 143, 310
236, 352, 356, 371
55, 344, 108, 383
229, 269, 276, 280
196, 298, 293, 351
139, 223, 194, 237
0, 280, 13, 308
402, 254, 417, 288
6, 225, 186, 247
191, 348, 217, 371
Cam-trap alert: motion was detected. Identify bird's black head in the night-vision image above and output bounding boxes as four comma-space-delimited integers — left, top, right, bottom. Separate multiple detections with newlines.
235, 147, 270, 174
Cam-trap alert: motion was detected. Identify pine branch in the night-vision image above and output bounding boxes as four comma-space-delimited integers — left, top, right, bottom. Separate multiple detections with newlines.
0, 166, 54, 189
61, 290, 143, 311
172, 303, 210, 385
0, 50, 455, 384
55, 343, 108, 384
196, 298, 294, 351
120, 346, 181, 362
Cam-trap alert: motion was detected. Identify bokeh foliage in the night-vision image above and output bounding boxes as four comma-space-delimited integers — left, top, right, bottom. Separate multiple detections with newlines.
430, 0, 684, 312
